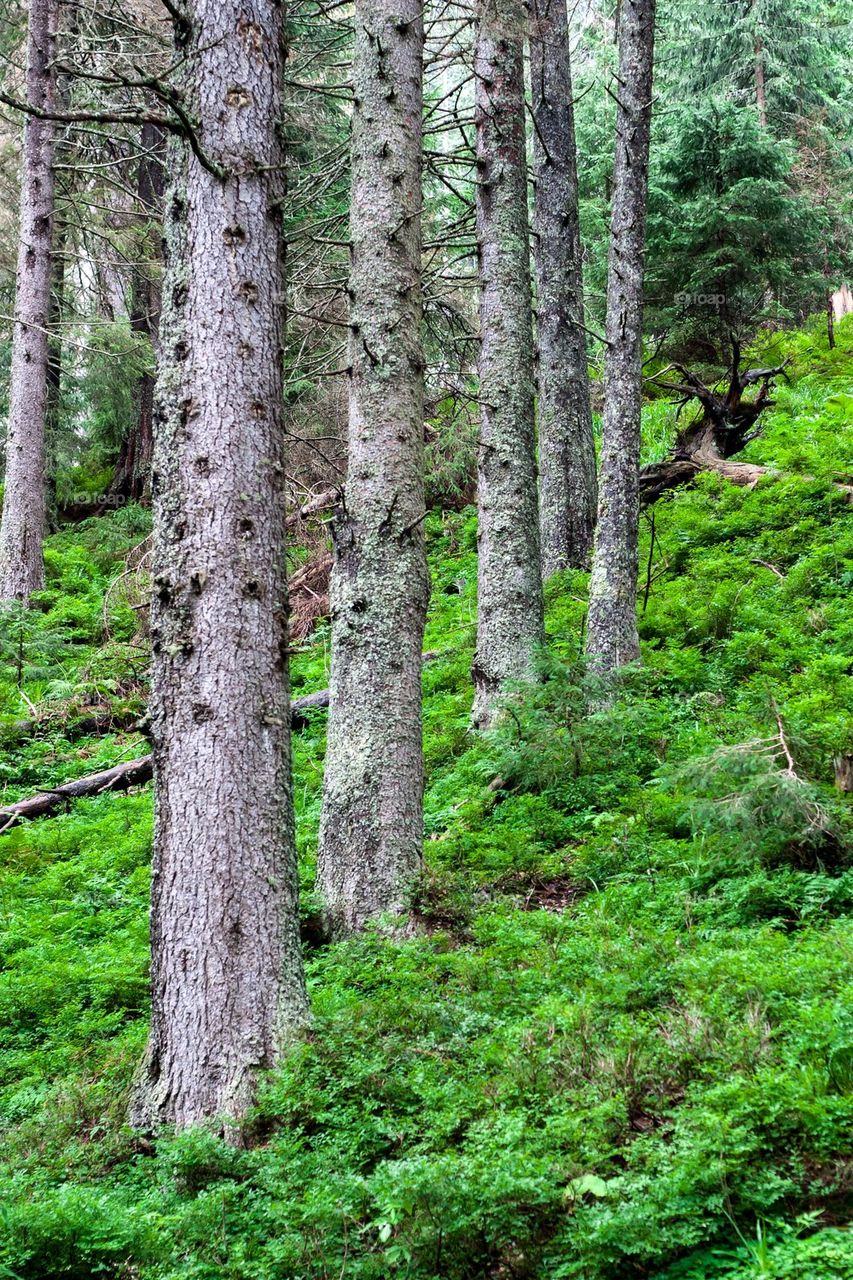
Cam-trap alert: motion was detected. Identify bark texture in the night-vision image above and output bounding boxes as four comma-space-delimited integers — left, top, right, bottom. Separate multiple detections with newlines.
530, 0, 597, 574
131, 0, 309, 1134
316, 0, 429, 934
472, 0, 544, 727
0, 0, 59, 602
585, 0, 656, 671
754, 38, 767, 127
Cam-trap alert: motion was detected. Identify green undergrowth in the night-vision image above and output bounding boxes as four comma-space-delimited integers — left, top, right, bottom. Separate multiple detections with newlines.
0, 319, 851, 1278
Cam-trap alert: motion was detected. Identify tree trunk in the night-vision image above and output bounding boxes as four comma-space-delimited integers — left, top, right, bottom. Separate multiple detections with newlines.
754, 38, 767, 127
0, 0, 59, 602
316, 0, 429, 935
835, 755, 853, 793
44, 14, 76, 534
472, 0, 544, 728
585, 0, 656, 672
110, 121, 165, 504
530, 0, 597, 574
44, 204, 66, 533
130, 0, 309, 1135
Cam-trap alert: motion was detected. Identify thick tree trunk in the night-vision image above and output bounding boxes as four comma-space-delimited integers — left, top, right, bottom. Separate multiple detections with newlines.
316, 0, 429, 935
530, 0, 597, 574
110, 121, 165, 505
131, 0, 309, 1135
472, 0, 544, 727
0, 0, 59, 602
585, 0, 656, 672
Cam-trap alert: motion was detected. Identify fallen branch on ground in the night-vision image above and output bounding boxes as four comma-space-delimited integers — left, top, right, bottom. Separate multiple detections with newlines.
3, 707, 144, 748
0, 757, 154, 833
285, 488, 339, 529
0, 654, 441, 831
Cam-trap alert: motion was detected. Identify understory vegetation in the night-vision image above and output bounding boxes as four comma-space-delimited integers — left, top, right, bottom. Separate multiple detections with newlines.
0, 320, 851, 1277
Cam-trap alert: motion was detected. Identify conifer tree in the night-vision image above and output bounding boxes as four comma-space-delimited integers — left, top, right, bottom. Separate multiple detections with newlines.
316, 0, 429, 933
131, 0, 309, 1133
585, 0, 656, 672
0, 0, 58, 601
472, 0, 544, 727
531, 0, 597, 574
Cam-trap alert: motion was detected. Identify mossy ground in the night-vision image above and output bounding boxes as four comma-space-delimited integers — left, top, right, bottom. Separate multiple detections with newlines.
0, 319, 851, 1278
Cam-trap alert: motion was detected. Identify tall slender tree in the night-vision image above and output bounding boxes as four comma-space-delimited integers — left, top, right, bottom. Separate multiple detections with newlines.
530, 0, 597, 574
110, 120, 165, 503
131, 0, 309, 1133
472, 0, 544, 727
317, 0, 429, 934
0, 0, 58, 601
585, 0, 656, 671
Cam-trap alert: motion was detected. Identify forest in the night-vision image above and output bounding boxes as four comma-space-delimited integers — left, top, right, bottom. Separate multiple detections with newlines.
0, 0, 852, 1275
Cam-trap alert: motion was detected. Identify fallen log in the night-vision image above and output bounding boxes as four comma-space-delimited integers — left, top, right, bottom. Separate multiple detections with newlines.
289, 686, 330, 729
639, 453, 778, 506
640, 444, 853, 507
285, 488, 339, 530
0, 654, 441, 831
3, 707, 145, 748
0, 756, 154, 833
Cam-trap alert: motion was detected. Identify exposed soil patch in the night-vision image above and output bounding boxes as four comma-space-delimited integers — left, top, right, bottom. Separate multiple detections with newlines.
521, 874, 585, 911
492, 869, 586, 913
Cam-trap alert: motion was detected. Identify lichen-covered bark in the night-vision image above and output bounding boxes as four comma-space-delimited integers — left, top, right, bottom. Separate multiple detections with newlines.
131, 0, 309, 1134
472, 0, 544, 728
530, 0, 597, 574
585, 0, 656, 671
317, 0, 428, 934
0, 0, 58, 601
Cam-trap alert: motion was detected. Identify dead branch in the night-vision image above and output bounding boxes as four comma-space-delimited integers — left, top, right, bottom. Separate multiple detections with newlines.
0, 655, 442, 831
0, 756, 154, 833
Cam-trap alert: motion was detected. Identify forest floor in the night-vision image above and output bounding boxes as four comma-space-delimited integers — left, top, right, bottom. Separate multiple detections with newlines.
0, 317, 851, 1279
